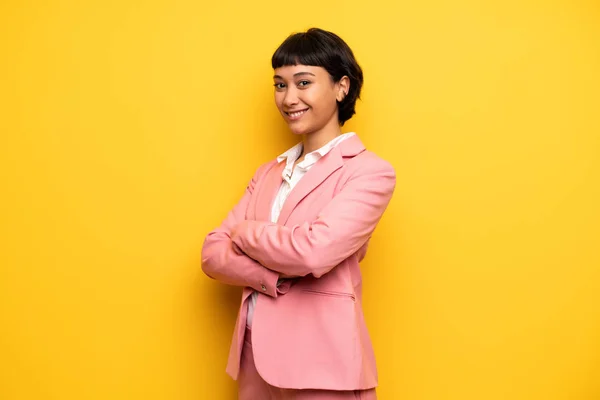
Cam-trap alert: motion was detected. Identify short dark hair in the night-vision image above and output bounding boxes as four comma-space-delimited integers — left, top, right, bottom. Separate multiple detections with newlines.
272, 28, 364, 126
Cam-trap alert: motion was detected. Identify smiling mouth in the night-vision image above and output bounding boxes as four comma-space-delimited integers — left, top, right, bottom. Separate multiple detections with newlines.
285, 109, 308, 120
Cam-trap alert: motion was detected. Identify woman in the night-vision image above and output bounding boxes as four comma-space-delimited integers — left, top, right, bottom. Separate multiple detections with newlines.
201, 27, 396, 399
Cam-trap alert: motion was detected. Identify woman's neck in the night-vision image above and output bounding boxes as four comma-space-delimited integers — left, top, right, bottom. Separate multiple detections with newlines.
301, 119, 342, 156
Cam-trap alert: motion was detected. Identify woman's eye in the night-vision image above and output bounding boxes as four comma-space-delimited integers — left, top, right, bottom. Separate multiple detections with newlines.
298, 80, 311, 87
273, 83, 286, 90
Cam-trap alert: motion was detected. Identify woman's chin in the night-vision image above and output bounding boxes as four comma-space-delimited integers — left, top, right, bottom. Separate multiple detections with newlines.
288, 125, 308, 135
288, 121, 318, 136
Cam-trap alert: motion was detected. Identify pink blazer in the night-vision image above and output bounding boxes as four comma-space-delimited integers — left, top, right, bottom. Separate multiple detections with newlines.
201, 135, 396, 391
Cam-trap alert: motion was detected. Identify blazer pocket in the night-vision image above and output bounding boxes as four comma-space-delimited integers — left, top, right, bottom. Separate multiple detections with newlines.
301, 289, 356, 302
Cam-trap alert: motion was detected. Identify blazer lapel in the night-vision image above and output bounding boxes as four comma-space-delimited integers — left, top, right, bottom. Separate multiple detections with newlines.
277, 135, 366, 225
277, 146, 344, 226
253, 161, 285, 221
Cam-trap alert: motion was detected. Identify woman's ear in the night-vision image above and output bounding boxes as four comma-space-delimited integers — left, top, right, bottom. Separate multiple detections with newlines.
337, 76, 350, 102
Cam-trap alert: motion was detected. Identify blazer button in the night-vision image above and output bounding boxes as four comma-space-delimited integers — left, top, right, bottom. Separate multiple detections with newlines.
261, 284, 267, 291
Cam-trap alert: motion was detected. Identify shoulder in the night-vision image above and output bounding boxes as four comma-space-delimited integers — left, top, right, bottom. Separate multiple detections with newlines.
337, 150, 396, 198
249, 159, 279, 182
345, 149, 396, 179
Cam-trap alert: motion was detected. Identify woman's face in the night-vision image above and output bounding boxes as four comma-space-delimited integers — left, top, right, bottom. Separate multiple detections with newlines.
273, 64, 346, 136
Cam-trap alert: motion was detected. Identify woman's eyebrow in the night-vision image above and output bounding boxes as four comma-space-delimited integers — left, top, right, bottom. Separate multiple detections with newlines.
273, 72, 316, 79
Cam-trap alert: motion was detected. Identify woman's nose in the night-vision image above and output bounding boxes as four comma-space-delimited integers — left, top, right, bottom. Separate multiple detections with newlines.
283, 88, 299, 107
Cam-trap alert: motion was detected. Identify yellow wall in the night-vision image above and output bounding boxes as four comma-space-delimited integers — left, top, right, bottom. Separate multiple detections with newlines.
1, 0, 599, 399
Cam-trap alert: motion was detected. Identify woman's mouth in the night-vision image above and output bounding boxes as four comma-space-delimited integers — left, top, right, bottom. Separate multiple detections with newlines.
285, 109, 308, 121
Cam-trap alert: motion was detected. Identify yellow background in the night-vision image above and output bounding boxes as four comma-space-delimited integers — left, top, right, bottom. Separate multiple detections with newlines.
1, 0, 599, 399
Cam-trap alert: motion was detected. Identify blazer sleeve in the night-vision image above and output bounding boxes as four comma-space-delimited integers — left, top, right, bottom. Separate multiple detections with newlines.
201, 163, 280, 297
230, 158, 396, 279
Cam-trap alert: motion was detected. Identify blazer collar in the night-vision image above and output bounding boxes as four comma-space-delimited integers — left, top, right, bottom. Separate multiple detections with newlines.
338, 133, 365, 158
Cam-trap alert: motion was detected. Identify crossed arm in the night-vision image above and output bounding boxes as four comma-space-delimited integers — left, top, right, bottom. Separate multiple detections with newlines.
201, 159, 396, 292
201, 163, 280, 297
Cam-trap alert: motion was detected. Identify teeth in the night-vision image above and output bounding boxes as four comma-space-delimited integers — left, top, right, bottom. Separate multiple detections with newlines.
288, 110, 306, 118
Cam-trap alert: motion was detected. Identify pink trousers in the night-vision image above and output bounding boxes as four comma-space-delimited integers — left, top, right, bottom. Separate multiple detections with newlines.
238, 327, 377, 400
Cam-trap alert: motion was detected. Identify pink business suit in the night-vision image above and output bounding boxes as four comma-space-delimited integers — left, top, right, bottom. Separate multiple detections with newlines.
201, 134, 396, 393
